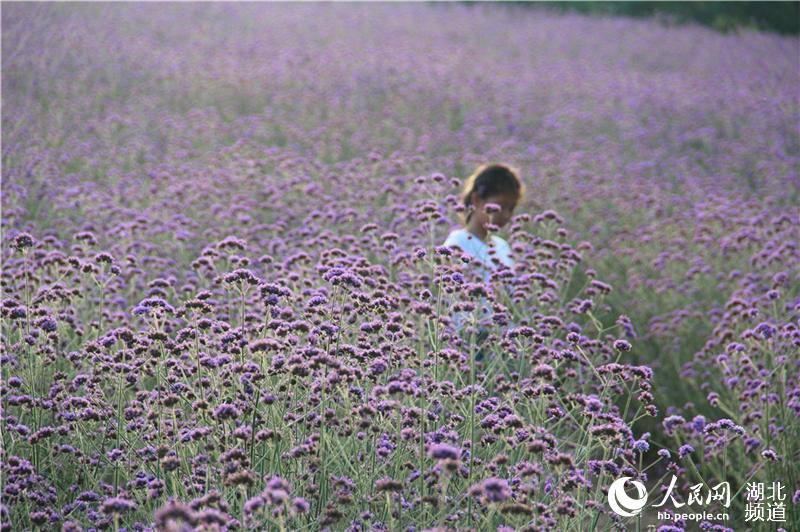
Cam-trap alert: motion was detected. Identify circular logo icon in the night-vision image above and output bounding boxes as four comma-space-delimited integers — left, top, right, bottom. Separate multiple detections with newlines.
608, 476, 648, 517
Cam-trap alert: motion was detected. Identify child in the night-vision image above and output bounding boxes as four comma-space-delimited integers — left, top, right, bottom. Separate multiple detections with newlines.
442, 163, 525, 354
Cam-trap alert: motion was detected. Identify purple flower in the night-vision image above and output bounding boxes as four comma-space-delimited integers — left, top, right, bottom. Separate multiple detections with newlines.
11, 232, 34, 251
106, 448, 124, 461
703, 418, 745, 435
480, 477, 511, 502
678, 444, 694, 458
484, 202, 501, 214
633, 440, 649, 453
375, 477, 403, 492
576, 299, 593, 313
155, 501, 196, 527
429, 443, 460, 460
761, 449, 779, 461
243, 495, 265, 514
36, 316, 58, 332
213, 403, 240, 420
291, 497, 310, 514
195, 508, 228, 525
754, 322, 776, 339
263, 488, 289, 505
100, 497, 137, 514
613, 339, 632, 352
616, 314, 637, 338
434, 245, 453, 256
663, 415, 685, 435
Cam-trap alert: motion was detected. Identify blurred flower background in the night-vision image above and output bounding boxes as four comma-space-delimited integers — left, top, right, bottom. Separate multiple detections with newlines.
2, 2, 798, 530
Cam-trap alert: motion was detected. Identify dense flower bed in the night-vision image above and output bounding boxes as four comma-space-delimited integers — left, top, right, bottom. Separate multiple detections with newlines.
2, 3, 797, 530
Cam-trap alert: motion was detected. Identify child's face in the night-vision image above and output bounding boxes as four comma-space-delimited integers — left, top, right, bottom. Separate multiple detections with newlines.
472, 192, 518, 229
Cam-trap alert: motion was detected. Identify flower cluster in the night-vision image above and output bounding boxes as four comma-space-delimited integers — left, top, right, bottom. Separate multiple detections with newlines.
2, 2, 795, 530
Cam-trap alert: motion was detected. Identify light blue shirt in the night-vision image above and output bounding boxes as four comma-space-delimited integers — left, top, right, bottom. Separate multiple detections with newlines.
442, 228, 516, 332
443, 228, 514, 282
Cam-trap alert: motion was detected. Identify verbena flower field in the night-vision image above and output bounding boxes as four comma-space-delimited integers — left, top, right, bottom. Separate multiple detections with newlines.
1, 3, 798, 531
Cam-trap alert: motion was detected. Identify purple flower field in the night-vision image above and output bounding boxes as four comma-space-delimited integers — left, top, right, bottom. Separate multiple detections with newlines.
2, 3, 798, 531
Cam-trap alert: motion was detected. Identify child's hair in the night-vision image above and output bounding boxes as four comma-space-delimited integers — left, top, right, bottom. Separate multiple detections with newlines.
459, 163, 525, 224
